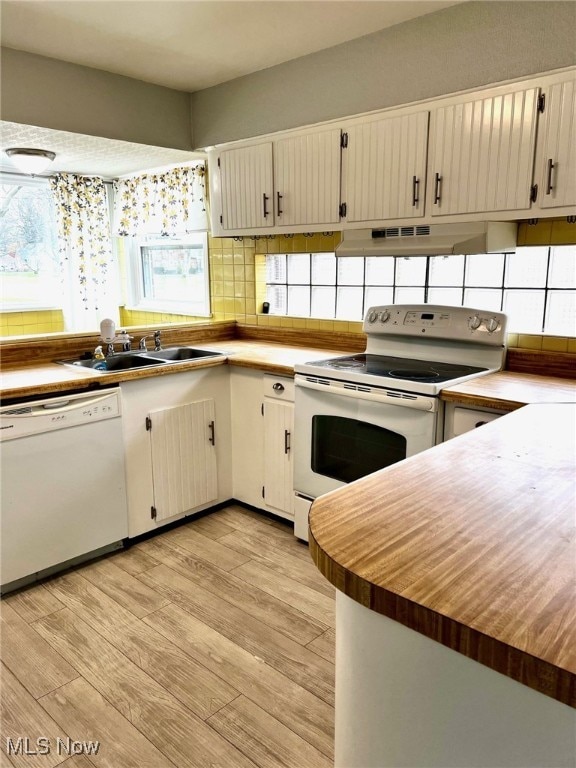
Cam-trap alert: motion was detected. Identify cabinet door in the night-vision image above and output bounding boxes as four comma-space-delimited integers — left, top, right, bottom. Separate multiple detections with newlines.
219, 143, 274, 230
263, 400, 294, 516
230, 369, 265, 509
149, 399, 217, 522
538, 78, 576, 209
345, 111, 429, 222
273, 130, 342, 226
430, 87, 539, 215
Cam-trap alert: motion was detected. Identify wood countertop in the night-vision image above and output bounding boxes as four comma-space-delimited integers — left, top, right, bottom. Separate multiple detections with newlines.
442, 370, 576, 411
309, 403, 576, 707
0, 340, 348, 400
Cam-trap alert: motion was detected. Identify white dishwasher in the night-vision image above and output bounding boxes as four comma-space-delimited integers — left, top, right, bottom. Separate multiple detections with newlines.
1, 387, 128, 592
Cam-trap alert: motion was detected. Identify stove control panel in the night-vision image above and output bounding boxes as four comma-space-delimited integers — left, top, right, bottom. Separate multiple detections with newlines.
363, 304, 507, 345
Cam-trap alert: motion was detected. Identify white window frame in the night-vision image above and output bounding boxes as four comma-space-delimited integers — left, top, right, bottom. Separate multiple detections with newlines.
125, 232, 211, 316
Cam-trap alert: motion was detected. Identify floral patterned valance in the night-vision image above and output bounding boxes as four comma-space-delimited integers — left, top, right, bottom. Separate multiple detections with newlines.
113, 163, 207, 237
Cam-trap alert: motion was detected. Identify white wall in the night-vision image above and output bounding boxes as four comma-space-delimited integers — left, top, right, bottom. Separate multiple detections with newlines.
190, 1, 576, 148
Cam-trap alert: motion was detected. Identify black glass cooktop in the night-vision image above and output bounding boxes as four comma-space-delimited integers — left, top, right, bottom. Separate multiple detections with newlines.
311, 354, 487, 383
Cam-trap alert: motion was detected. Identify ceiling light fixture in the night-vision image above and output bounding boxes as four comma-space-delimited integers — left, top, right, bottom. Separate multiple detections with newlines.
5, 148, 56, 175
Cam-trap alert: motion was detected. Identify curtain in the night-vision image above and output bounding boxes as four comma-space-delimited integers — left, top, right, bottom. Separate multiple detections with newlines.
113, 164, 207, 237
50, 174, 119, 332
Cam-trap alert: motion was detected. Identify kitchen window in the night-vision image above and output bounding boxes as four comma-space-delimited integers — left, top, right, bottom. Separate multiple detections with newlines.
125, 232, 210, 316
0, 176, 62, 311
265, 246, 576, 334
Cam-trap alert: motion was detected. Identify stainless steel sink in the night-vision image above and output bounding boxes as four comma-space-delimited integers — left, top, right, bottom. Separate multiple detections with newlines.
142, 347, 225, 361
58, 354, 165, 372
56, 347, 225, 373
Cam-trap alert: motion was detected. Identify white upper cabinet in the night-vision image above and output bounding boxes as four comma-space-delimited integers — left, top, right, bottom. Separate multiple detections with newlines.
219, 142, 274, 230
209, 69, 575, 235
344, 111, 429, 222
429, 87, 540, 216
536, 77, 576, 210
215, 130, 341, 234
273, 129, 342, 227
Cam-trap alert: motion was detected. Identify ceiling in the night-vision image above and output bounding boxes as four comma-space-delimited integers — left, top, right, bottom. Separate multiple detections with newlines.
1, 0, 462, 92
0, 1, 462, 178
0, 122, 204, 178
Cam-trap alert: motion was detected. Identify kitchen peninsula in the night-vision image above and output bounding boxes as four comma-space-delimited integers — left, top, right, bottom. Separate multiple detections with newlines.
310, 402, 576, 768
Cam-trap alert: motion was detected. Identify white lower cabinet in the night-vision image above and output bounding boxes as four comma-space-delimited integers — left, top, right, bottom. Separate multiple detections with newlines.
443, 402, 506, 441
263, 379, 294, 520
149, 399, 217, 523
121, 367, 232, 537
230, 368, 266, 509
230, 369, 295, 522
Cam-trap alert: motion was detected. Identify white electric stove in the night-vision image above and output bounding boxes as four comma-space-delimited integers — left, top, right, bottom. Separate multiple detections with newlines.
292, 304, 507, 540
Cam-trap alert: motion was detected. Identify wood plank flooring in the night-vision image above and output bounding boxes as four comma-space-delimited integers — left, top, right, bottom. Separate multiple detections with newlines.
1, 505, 335, 768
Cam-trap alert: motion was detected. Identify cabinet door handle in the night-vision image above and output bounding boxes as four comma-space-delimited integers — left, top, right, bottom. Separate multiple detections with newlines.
284, 429, 291, 454
272, 382, 285, 392
412, 175, 420, 206
262, 193, 269, 218
475, 421, 488, 428
208, 420, 215, 445
546, 158, 555, 195
277, 192, 283, 216
434, 173, 442, 205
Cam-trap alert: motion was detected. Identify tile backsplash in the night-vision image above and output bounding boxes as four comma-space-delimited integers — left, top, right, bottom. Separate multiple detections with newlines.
0, 309, 65, 337
1, 223, 574, 355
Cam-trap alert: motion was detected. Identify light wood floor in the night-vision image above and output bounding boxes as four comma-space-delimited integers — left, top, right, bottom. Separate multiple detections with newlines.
0, 505, 335, 768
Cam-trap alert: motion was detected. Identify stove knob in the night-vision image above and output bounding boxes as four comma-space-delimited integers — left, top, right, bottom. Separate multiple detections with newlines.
378, 310, 390, 323
485, 317, 500, 333
367, 311, 378, 323
468, 314, 482, 330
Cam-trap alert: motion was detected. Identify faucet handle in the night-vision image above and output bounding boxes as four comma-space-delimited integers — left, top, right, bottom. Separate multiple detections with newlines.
153, 330, 162, 350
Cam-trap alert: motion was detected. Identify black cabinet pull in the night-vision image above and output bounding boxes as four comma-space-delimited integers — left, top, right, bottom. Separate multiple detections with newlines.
208, 420, 215, 445
272, 382, 285, 392
284, 429, 291, 455
412, 176, 420, 206
277, 191, 283, 216
434, 173, 442, 205
546, 159, 555, 195
262, 193, 269, 218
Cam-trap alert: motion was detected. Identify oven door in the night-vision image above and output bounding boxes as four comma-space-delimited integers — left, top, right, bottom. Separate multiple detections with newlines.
294, 375, 439, 499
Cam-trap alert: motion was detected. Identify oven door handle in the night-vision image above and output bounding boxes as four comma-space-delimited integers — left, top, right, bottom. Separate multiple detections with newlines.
295, 377, 436, 411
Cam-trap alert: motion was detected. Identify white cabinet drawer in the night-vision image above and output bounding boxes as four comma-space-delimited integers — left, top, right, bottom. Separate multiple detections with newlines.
452, 406, 504, 437
263, 374, 295, 402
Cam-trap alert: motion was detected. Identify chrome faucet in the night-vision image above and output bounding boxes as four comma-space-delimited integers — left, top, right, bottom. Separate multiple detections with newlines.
105, 331, 132, 356
138, 330, 162, 352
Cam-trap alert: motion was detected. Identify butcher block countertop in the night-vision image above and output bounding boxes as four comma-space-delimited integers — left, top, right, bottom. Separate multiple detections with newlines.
309, 402, 576, 707
442, 370, 576, 411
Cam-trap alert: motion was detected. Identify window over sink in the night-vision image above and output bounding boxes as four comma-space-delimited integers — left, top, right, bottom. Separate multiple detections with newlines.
124, 232, 210, 317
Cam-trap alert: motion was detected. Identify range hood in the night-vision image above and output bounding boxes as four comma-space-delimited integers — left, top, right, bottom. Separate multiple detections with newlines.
335, 222, 517, 257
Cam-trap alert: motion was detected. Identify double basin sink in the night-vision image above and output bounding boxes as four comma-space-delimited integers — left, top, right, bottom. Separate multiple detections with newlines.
57, 347, 225, 374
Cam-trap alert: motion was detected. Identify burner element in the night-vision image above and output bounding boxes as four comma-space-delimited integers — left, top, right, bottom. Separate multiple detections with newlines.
388, 369, 440, 381
329, 359, 365, 370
